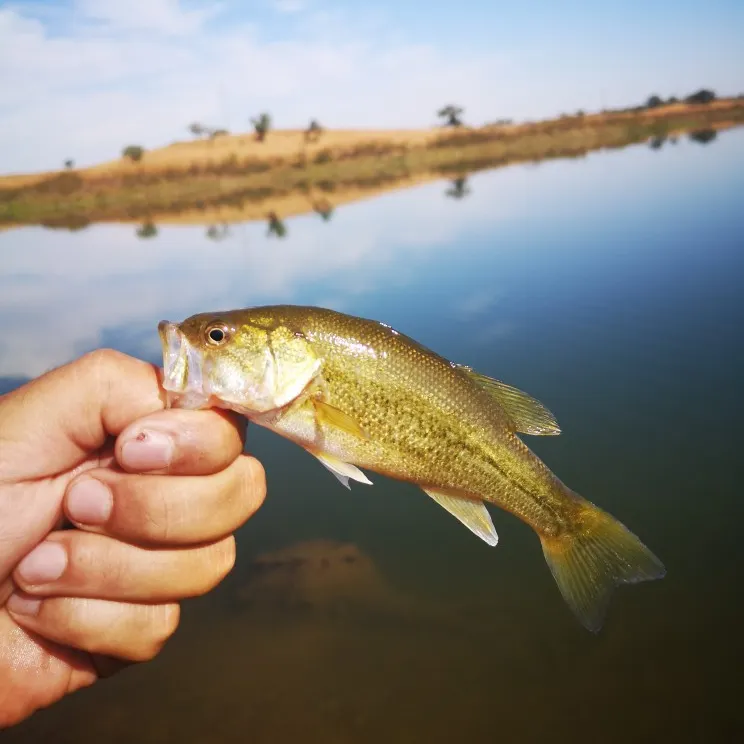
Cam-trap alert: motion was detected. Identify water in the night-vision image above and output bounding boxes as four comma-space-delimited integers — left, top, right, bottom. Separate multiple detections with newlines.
2, 131, 743, 742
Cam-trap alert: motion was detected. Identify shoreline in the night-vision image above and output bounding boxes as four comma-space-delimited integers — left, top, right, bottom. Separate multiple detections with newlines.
1, 98, 742, 230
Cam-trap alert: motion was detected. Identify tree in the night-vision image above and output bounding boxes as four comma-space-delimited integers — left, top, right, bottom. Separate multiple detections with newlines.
305, 119, 323, 143
251, 113, 272, 142
209, 128, 229, 139
685, 89, 716, 105
646, 95, 663, 108
188, 122, 206, 138
64, 159, 74, 169
122, 145, 145, 162
437, 105, 464, 127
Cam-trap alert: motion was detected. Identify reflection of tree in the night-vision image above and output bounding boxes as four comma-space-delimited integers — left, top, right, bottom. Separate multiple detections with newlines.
266, 212, 287, 238
648, 136, 666, 150
41, 215, 90, 231
136, 222, 158, 239
206, 223, 230, 241
445, 176, 471, 199
437, 105, 464, 127
312, 198, 334, 221
688, 129, 717, 145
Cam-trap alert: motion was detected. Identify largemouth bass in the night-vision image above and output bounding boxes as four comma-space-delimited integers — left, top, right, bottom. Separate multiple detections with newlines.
158, 305, 665, 632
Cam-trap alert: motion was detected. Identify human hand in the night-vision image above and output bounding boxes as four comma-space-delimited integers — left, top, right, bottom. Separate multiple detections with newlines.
0, 350, 265, 728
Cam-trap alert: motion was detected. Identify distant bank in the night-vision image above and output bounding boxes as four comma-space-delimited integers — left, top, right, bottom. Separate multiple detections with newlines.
1, 97, 743, 230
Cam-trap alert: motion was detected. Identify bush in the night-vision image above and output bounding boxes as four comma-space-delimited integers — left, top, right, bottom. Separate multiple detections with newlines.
123, 145, 145, 162
685, 89, 716, 105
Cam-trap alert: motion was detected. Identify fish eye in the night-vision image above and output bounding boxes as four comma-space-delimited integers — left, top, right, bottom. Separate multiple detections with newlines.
206, 324, 229, 345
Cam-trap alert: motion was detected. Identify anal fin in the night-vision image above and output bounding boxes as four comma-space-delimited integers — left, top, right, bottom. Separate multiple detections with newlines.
422, 487, 498, 546
313, 451, 373, 489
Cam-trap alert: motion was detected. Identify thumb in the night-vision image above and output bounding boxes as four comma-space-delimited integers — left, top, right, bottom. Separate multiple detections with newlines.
0, 350, 165, 584
0, 350, 165, 484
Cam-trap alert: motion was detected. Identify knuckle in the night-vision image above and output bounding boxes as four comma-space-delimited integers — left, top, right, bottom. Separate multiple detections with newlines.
74, 534, 127, 591
202, 538, 236, 592
80, 348, 126, 367
237, 457, 267, 516
138, 603, 180, 661
127, 481, 175, 543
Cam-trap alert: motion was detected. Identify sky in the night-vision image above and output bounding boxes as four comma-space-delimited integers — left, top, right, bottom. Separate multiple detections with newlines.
0, 0, 742, 173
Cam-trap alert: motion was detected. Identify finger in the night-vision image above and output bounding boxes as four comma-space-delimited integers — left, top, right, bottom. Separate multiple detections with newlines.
64, 455, 266, 546
14, 532, 236, 602
0, 350, 164, 484
0, 350, 164, 581
115, 408, 246, 476
6, 592, 180, 663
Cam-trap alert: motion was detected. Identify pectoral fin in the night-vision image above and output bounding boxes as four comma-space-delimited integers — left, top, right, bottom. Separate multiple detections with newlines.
458, 365, 561, 436
313, 451, 373, 489
312, 399, 368, 440
422, 487, 498, 546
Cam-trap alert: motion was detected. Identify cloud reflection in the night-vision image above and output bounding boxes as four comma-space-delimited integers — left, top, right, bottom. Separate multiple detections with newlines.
0, 139, 727, 379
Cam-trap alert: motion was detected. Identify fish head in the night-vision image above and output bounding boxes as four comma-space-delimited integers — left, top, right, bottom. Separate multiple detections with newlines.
158, 310, 321, 414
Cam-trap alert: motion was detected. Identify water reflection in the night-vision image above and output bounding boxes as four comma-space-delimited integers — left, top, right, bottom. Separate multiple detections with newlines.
2, 129, 744, 743
689, 128, 718, 144
445, 176, 471, 199
266, 211, 288, 238
135, 222, 158, 239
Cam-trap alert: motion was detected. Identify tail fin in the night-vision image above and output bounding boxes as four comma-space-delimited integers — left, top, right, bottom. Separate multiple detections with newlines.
539, 498, 666, 633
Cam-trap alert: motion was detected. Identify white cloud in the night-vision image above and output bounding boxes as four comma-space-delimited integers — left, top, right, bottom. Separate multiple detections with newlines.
1, 1, 740, 174
0, 2, 521, 173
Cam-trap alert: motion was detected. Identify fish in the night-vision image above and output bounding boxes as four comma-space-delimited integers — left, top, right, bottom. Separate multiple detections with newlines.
157, 304, 665, 632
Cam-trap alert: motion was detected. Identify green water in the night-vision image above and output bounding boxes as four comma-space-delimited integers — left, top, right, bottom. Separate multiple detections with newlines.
1, 130, 743, 742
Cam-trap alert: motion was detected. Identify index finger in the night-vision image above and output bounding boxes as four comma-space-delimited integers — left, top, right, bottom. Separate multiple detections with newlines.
115, 408, 246, 476
0, 349, 164, 484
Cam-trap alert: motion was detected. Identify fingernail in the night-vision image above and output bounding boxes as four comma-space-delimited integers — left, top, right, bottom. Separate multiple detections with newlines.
66, 478, 113, 525
7, 592, 42, 617
17, 542, 67, 585
120, 430, 174, 472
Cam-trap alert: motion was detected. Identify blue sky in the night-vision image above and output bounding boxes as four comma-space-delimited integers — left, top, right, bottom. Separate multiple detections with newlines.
0, 0, 742, 173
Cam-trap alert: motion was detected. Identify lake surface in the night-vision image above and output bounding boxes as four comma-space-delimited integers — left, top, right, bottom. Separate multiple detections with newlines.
2, 130, 743, 743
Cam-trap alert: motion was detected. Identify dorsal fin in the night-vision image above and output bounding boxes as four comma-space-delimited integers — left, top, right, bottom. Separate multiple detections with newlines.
457, 365, 561, 436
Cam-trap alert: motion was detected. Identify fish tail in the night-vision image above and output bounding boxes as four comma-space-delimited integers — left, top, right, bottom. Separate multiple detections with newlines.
539, 496, 666, 632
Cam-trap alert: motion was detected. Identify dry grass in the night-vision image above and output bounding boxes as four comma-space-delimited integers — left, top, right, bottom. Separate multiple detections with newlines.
2, 99, 743, 229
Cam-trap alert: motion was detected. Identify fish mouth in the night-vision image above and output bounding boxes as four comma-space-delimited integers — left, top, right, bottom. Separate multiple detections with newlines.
158, 320, 209, 409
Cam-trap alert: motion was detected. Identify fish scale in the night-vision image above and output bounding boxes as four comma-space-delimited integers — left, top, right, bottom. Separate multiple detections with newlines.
158, 304, 666, 633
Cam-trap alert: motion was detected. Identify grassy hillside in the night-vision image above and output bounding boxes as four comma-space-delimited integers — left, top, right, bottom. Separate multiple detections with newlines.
1, 98, 742, 230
